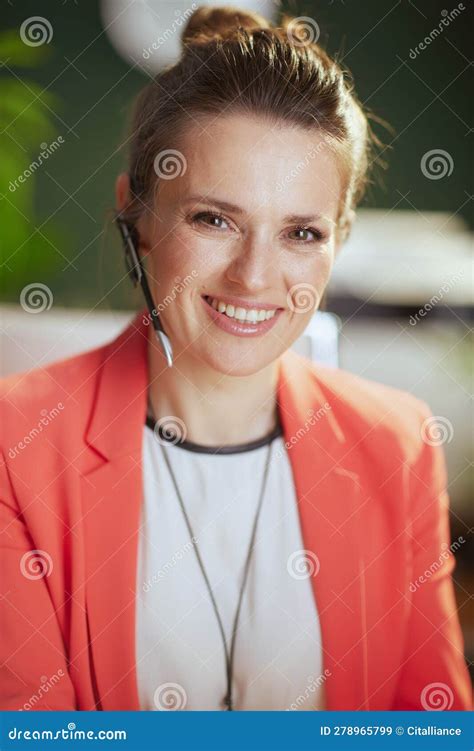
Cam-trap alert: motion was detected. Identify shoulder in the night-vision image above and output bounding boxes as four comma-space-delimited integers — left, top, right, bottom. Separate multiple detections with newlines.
316, 359, 430, 420
294, 355, 449, 518
289, 351, 434, 466
0, 338, 107, 410
0, 340, 108, 458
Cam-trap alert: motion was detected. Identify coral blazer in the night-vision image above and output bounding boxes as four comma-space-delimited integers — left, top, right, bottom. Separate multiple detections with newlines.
0, 310, 471, 711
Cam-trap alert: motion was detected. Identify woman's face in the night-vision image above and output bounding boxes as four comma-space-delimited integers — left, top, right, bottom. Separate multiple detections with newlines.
131, 114, 350, 376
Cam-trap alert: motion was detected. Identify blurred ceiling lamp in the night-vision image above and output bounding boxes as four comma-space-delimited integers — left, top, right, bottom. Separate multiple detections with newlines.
100, 0, 279, 73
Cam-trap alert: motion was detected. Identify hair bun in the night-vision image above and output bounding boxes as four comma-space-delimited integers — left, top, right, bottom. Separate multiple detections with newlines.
181, 5, 271, 46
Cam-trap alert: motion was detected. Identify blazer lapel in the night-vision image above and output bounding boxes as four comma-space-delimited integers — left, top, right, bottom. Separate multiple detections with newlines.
79, 311, 368, 711
277, 350, 369, 710
79, 311, 148, 710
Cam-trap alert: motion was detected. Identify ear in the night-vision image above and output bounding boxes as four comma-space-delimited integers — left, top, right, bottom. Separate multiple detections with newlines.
115, 172, 130, 213
334, 208, 356, 257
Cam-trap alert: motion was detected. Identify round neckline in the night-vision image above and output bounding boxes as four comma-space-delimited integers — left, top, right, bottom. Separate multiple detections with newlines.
145, 413, 283, 455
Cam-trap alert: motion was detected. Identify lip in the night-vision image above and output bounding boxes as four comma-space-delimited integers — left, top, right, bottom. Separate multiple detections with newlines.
201, 295, 283, 337
202, 293, 284, 311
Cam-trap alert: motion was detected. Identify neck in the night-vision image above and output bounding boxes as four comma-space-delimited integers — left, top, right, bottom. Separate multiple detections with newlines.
146, 330, 281, 447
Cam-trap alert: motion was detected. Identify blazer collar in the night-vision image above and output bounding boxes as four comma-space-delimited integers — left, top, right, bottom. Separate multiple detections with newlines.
84, 309, 149, 461
80, 309, 368, 710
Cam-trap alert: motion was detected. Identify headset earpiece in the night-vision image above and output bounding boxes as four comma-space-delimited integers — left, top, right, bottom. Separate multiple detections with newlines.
115, 214, 142, 286
114, 211, 174, 368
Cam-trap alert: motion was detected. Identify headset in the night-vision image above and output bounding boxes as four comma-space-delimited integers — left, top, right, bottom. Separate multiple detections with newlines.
115, 212, 174, 368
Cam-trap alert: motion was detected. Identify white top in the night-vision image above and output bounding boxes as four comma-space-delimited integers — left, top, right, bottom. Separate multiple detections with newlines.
135, 417, 325, 711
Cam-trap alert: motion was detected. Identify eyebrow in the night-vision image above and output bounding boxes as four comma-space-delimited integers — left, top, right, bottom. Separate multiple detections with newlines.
182, 194, 325, 225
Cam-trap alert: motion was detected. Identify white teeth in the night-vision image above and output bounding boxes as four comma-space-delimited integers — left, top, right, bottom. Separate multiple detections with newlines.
207, 297, 277, 322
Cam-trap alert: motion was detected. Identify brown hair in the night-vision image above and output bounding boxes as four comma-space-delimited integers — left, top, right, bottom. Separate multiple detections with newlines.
121, 5, 385, 244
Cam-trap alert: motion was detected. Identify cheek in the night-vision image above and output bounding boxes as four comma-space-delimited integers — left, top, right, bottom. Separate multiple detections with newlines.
147, 233, 199, 289
287, 246, 335, 292
314, 253, 334, 293
284, 248, 334, 324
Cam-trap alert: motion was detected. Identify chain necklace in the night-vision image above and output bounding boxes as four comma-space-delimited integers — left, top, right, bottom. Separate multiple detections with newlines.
149, 400, 275, 711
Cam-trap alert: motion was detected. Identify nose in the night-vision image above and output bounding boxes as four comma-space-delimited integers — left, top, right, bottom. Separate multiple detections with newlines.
224, 232, 276, 292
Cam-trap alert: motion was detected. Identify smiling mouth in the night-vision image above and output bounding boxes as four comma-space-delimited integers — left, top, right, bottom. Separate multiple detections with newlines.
202, 295, 282, 324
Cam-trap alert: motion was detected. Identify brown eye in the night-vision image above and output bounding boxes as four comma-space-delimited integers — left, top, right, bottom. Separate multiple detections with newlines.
289, 226, 325, 243
192, 212, 229, 230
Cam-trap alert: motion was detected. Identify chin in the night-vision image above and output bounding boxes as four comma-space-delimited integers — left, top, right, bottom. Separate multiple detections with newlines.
196, 342, 281, 377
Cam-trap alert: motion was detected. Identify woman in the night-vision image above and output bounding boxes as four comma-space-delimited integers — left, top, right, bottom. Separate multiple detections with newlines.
0, 6, 471, 712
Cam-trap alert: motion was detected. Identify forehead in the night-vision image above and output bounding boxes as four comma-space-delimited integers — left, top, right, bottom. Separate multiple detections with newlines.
162, 113, 343, 220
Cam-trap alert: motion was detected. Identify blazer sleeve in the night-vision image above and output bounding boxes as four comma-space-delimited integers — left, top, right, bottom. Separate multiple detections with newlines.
0, 450, 77, 710
392, 403, 472, 710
